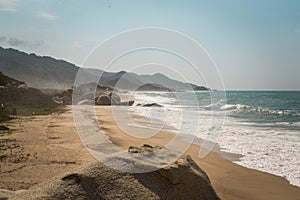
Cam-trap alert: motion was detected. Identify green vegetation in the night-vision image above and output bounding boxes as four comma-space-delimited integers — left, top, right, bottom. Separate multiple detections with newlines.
0, 72, 65, 123
0, 87, 65, 120
0, 72, 23, 86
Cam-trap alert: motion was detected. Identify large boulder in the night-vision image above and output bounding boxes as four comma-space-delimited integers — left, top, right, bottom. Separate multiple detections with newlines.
95, 95, 111, 105
95, 93, 134, 106
1, 145, 220, 200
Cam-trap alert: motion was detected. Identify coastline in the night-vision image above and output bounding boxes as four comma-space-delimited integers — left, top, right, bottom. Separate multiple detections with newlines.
96, 106, 300, 200
0, 106, 299, 200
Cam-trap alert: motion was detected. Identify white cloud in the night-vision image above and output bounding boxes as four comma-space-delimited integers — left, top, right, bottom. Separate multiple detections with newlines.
0, 35, 45, 47
36, 11, 58, 20
0, 0, 20, 11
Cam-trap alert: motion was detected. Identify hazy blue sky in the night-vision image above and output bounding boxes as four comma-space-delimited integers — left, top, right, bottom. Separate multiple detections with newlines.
0, 0, 299, 90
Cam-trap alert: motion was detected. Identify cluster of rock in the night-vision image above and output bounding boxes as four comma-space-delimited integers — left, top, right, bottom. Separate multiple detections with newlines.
53, 89, 135, 106
95, 92, 134, 106
0, 144, 220, 200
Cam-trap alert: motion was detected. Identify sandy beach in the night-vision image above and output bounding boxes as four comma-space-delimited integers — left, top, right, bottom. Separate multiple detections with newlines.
96, 106, 300, 200
0, 109, 94, 191
1, 106, 300, 200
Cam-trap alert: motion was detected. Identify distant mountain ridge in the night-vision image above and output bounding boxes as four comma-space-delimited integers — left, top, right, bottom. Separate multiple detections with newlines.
0, 46, 209, 91
0, 47, 78, 89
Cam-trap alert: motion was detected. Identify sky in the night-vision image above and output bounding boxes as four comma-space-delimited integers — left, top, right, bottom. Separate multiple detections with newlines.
0, 0, 299, 90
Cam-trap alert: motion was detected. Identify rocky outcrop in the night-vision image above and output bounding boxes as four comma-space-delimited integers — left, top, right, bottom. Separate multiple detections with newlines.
0, 145, 220, 200
155, 155, 219, 200
96, 92, 121, 105
54, 89, 134, 106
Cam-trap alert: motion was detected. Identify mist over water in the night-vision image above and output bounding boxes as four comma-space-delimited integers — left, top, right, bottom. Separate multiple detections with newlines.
129, 91, 300, 186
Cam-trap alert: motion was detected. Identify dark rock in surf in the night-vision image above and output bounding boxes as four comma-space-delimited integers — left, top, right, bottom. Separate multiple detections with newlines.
141, 103, 163, 107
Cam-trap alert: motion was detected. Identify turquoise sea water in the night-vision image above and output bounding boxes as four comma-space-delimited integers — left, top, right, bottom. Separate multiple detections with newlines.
135, 91, 300, 128
197, 91, 300, 128
131, 91, 300, 186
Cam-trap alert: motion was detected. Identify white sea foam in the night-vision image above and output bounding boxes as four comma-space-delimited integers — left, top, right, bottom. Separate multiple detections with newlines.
131, 92, 177, 105
220, 103, 300, 117
129, 92, 300, 187
216, 125, 300, 187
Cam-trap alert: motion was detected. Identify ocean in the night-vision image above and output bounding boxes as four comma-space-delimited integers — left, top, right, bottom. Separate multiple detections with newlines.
128, 91, 300, 187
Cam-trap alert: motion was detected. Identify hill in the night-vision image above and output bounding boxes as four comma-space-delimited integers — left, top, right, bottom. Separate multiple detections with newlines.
0, 46, 209, 91
0, 47, 78, 89
0, 72, 61, 122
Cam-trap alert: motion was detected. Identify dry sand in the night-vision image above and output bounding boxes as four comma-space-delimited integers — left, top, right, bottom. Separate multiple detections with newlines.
0, 106, 299, 200
0, 109, 94, 190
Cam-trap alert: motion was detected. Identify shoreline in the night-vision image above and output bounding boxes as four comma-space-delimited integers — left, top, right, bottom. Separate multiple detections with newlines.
0, 106, 299, 200
126, 102, 300, 187
96, 106, 300, 200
